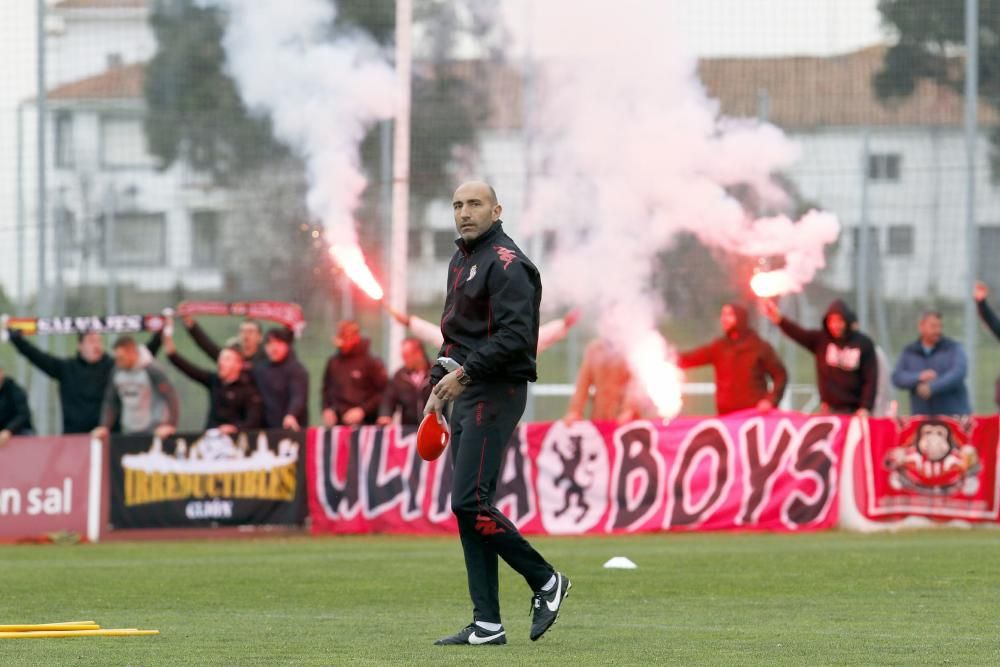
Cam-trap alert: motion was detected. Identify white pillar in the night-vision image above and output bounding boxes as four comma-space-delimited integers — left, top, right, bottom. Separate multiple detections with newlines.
387, 0, 412, 372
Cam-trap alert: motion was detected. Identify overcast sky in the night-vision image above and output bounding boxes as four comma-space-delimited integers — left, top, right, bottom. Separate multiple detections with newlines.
501, 0, 885, 59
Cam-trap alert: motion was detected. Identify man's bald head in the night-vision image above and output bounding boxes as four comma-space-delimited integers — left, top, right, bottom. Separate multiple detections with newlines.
452, 181, 502, 242
453, 180, 498, 206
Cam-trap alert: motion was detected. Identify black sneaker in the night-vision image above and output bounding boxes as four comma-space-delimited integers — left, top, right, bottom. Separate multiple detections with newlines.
529, 571, 571, 641
434, 623, 507, 646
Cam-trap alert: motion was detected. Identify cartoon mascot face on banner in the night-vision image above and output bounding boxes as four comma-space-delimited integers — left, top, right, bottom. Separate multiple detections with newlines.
883, 417, 981, 496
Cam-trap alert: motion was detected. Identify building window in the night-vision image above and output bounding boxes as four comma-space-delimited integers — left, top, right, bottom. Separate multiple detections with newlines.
867, 153, 901, 182
433, 230, 457, 259
543, 230, 558, 255
191, 210, 221, 268
55, 207, 78, 266
850, 226, 879, 253
100, 116, 155, 169
407, 229, 423, 260
99, 212, 167, 267
886, 225, 914, 256
978, 227, 1000, 288
54, 111, 74, 169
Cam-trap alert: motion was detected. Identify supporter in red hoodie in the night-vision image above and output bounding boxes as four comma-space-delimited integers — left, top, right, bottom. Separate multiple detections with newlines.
677, 303, 787, 414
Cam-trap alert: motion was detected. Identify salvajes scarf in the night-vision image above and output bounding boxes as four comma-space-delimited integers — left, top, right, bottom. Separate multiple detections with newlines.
1, 301, 306, 341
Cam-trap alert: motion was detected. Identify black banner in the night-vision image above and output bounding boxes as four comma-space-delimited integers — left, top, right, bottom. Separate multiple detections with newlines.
110, 429, 306, 529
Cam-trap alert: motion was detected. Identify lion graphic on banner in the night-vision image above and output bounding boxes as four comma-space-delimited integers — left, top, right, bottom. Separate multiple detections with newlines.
883, 418, 981, 496
537, 421, 609, 534
552, 436, 599, 521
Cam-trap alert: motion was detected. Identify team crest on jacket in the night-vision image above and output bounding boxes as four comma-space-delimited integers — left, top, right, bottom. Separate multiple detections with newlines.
494, 245, 517, 270
467, 265, 477, 282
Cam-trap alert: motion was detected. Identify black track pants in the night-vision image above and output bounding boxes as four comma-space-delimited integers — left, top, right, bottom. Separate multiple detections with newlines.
449, 380, 554, 623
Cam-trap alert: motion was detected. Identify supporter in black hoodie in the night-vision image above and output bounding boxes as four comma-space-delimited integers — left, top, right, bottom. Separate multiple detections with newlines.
677, 303, 787, 414
321, 320, 388, 427
8, 330, 109, 433
255, 328, 309, 430
764, 299, 877, 415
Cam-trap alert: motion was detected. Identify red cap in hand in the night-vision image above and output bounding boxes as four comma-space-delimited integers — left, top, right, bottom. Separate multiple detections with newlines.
416, 412, 450, 461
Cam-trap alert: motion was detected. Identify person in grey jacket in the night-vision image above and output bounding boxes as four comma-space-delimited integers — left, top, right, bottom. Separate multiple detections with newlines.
891, 310, 971, 416
92, 336, 179, 439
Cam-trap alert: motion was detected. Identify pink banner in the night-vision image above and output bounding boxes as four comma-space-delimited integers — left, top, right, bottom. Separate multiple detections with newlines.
856, 416, 1000, 522
307, 412, 848, 535
0, 435, 98, 542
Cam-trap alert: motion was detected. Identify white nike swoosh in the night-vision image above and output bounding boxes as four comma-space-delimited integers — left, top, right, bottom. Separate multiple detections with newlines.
546, 575, 563, 612
469, 630, 505, 644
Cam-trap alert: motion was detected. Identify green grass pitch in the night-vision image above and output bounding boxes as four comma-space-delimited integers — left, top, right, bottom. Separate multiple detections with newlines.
3, 531, 1000, 665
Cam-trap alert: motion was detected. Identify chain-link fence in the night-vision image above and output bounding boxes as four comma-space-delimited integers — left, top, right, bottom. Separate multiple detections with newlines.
2, 0, 999, 432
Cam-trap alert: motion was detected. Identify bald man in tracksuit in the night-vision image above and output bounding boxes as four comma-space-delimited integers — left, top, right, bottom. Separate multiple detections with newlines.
426, 181, 570, 647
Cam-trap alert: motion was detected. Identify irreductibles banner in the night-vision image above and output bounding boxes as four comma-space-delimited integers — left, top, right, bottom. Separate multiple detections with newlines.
307, 413, 849, 535
110, 429, 306, 529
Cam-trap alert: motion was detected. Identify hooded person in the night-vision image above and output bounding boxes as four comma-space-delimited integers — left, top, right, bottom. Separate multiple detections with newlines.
321, 320, 388, 427
764, 298, 878, 415
255, 327, 309, 430
677, 303, 787, 415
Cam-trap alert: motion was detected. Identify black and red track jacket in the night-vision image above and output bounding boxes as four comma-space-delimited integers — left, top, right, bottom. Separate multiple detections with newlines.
430, 221, 541, 386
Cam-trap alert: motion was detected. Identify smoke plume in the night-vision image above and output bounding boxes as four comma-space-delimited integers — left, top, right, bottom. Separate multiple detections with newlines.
198, 0, 395, 247
514, 0, 840, 415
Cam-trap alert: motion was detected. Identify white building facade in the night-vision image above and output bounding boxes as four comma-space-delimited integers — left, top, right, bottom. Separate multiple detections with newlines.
15, 0, 227, 308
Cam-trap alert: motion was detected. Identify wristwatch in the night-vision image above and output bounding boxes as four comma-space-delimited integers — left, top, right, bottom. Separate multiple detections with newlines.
456, 366, 472, 386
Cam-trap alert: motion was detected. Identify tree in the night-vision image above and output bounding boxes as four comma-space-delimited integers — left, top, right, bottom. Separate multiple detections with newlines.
145, 0, 281, 184
874, 0, 1000, 173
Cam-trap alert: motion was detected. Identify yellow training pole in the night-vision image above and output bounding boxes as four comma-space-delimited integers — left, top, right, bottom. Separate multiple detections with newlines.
0, 629, 158, 639
0, 623, 100, 632
39, 621, 98, 626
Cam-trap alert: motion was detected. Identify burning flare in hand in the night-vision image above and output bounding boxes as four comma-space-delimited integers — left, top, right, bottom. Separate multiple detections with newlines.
628, 331, 683, 419
330, 245, 384, 301
750, 269, 796, 299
